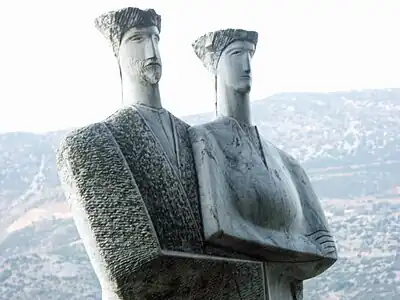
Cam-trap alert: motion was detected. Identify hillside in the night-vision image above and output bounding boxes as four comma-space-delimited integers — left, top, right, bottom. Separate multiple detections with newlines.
0, 88, 399, 299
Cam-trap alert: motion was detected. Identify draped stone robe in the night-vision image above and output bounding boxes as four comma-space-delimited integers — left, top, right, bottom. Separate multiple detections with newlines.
189, 117, 338, 280
56, 106, 265, 299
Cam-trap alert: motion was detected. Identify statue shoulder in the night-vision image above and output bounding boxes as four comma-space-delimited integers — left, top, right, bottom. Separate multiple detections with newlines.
274, 146, 300, 167
190, 119, 228, 133
105, 106, 137, 126
273, 145, 315, 188
57, 122, 104, 151
271, 145, 308, 176
56, 122, 112, 166
167, 111, 190, 128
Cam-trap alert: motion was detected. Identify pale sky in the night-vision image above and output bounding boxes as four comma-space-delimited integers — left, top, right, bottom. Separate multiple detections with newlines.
0, 0, 399, 133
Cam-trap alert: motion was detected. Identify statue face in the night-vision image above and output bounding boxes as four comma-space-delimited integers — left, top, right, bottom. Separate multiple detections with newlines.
217, 40, 255, 94
119, 26, 162, 85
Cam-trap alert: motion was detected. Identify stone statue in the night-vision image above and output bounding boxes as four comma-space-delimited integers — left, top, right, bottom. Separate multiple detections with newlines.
190, 28, 338, 298
56, 8, 266, 299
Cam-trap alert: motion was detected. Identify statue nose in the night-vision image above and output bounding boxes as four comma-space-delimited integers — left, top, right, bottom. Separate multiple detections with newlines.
243, 54, 251, 73
144, 39, 158, 59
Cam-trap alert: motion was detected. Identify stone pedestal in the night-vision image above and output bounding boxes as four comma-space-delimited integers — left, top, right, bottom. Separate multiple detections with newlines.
97, 252, 264, 299
263, 263, 303, 300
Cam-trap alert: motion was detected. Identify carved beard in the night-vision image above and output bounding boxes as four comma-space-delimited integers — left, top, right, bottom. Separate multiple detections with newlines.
234, 83, 251, 95
128, 57, 162, 85
232, 76, 252, 94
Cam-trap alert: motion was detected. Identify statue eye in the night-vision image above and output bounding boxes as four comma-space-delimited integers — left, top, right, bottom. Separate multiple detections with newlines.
232, 50, 242, 55
130, 35, 143, 42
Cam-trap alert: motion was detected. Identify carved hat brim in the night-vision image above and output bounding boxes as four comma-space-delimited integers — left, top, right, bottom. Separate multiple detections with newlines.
192, 28, 258, 74
94, 7, 161, 56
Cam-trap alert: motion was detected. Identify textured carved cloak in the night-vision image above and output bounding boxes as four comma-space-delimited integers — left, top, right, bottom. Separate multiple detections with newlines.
57, 108, 265, 299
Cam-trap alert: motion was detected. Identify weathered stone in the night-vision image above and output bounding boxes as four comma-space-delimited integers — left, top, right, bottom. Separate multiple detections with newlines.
95, 7, 161, 57
189, 117, 337, 274
190, 28, 338, 299
57, 9, 266, 299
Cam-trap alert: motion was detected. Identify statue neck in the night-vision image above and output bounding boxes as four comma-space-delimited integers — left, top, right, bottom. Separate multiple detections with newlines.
216, 83, 252, 126
121, 76, 162, 109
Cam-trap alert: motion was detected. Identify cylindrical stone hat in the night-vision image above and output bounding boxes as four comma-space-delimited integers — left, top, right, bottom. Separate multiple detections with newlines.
94, 7, 161, 56
192, 28, 258, 74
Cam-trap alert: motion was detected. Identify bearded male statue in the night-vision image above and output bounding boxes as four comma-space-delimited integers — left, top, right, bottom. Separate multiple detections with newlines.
190, 28, 338, 299
56, 7, 268, 300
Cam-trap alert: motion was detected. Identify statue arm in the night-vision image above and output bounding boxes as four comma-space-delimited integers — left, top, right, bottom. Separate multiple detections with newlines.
56, 123, 160, 292
276, 148, 330, 229
277, 148, 338, 265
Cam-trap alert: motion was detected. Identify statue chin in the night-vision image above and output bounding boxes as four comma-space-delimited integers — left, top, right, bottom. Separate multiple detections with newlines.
141, 67, 162, 85
234, 84, 251, 94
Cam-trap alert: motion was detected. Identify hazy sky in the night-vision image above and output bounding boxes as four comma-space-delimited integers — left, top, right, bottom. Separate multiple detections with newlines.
0, 0, 398, 133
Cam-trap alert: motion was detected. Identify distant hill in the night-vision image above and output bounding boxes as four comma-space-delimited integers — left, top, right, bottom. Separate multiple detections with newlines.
0, 88, 399, 299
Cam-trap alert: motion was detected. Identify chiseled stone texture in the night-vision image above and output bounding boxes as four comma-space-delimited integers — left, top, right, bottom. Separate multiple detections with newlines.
105, 107, 203, 253
56, 106, 264, 299
94, 7, 161, 56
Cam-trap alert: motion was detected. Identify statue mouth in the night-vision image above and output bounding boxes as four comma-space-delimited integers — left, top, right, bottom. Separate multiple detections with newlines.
145, 62, 161, 68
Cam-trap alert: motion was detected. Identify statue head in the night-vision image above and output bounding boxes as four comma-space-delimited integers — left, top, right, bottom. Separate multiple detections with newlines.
95, 7, 162, 85
192, 29, 258, 94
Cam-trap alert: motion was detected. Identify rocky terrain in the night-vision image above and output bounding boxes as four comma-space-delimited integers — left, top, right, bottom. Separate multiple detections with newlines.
0, 88, 399, 299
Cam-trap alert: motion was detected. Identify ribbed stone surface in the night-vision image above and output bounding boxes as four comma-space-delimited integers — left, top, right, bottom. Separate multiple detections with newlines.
94, 7, 161, 56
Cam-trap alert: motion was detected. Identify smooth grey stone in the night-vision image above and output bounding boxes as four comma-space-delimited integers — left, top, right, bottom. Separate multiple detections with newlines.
189, 117, 337, 280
